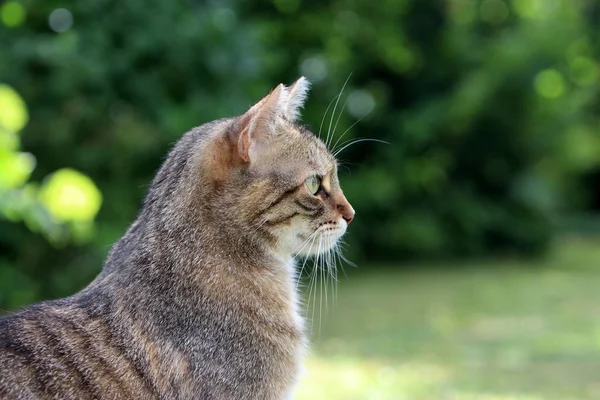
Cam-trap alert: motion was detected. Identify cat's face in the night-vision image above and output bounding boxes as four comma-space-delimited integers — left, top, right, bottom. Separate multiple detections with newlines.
231, 78, 354, 257
253, 125, 354, 257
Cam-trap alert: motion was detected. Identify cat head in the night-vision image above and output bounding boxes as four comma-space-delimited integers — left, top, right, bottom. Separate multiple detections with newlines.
196, 77, 354, 259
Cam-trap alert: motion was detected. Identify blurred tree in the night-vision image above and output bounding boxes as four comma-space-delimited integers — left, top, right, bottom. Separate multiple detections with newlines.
1, 0, 599, 309
241, 0, 600, 259
0, 84, 102, 309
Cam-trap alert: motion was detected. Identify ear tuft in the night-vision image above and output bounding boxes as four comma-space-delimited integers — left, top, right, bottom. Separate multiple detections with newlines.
235, 78, 311, 164
284, 77, 311, 121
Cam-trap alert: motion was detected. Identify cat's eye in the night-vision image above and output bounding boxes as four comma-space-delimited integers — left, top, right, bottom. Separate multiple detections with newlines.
305, 176, 321, 195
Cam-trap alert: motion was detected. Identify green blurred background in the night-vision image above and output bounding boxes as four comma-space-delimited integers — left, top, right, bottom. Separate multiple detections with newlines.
2, 0, 600, 398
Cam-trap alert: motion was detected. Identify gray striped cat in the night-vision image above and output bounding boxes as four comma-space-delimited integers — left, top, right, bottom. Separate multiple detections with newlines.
0, 77, 355, 399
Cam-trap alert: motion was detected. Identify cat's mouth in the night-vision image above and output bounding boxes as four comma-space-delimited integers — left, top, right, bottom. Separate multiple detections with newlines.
293, 224, 346, 256
313, 224, 346, 250
318, 225, 345, 239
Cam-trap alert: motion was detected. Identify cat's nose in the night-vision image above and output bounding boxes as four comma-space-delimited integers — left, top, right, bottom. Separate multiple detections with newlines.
337, 203, 355, 225
343, 212, 354, 225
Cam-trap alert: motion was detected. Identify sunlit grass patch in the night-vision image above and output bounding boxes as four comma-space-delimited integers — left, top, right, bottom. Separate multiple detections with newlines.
296, 237, 600, 399
296, 356, 451, 400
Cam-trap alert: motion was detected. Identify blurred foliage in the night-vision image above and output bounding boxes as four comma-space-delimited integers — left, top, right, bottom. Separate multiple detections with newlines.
0, 84, 102, 308
1, 0, 600, 309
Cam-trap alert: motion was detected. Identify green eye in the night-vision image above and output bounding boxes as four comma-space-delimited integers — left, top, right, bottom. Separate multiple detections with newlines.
305, 176, 321, 195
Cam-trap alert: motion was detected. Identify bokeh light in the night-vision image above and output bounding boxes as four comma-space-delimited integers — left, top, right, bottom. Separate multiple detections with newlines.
39, 168, 102, 222
300, 55, 329, 83
0, 84, 29, 133
48, 8, 73, 33
0, 151, 35, 189
348, 89, 376, 119
0, 1, 25, 28
534, 69, 566, 99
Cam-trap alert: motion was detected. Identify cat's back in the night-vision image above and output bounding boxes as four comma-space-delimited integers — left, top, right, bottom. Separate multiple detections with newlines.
0, 298, 156, 400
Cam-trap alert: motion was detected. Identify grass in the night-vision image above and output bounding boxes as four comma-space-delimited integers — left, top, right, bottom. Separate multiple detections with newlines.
295, 236, 600, 400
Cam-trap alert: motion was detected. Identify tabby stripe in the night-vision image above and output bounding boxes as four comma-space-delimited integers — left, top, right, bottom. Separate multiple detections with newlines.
16, 331, 48, 398
294, 199, 318, 212
265, 212, 300, 226
51, 318, 124, 399
253, 186, 299, 221
76, 314, 158, 398
35, 321, 89, 398
75, 300, 159, 397
109, 333, 159, 397
55, 314, 133, 398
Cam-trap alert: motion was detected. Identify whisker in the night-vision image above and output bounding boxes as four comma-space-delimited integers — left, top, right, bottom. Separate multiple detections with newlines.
313, 237, 323, 340
336, 162, 352, 174
298, 231, 357, 340
309, 237, 322, 336
295, 232, 320, 292
322, 238, 329, 312
305, 236, 319, 330
330, 244, 338, 308
318, 94, 340, 141
329, 96, 350, 147
318, 243, 323, 339
331, 117, 364, 154
249, 217, 269, 234
291, 229, 320, 256
316, 236, 323, 337
333, 138, 390, 158
326, 73, 352, 149
336, 245, 357, 268
304, 261, 314, 319
327, 244, 335, 310
337, 249, 348, 278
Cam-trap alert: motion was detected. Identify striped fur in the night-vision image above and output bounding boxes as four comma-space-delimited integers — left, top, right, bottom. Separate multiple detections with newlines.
0, 78, 354, 399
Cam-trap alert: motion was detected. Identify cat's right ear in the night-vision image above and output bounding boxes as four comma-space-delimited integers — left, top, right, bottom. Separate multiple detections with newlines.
237, 84, 286, 164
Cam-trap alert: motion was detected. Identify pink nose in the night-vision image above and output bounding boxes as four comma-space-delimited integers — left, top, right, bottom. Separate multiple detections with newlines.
337, 203, 354, 225
343, 213, 354, 225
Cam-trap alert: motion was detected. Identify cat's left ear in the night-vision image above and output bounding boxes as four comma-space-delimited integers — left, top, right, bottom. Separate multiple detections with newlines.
243, 77, 310, 122
237, 77, 311, 163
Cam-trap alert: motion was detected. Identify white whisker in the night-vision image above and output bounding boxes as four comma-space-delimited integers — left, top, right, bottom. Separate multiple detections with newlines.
294, 232, 319, 292
322, 238, 328, 312
291, 229, 320, 256
333, 138, 390, 158
318, 95, 339, 140
326, 73, 352, 149
316, 236, 322, 333
330, 96, 350, 147
318, 243, 323, 339
249, 218, 269, 234
295, 228, 357, 341
309, 236, 322, 336
331, 117, 364, 154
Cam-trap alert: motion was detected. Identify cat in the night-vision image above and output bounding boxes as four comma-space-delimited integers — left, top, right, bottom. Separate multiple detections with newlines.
0, 77, 355, 399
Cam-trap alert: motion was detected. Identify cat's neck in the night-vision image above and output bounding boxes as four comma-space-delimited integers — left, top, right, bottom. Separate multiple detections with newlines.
100, 208, 296, 287
95, 212, 303, 332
